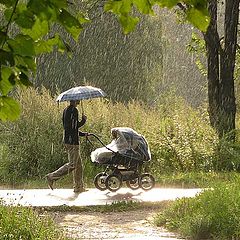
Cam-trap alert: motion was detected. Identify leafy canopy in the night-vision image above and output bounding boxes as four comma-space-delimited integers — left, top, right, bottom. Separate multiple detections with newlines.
105, 0, 209, 33
0, 0, 209, 121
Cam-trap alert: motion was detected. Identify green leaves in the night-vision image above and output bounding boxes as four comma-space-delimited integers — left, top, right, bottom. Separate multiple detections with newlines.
27, 0, 56, 21
58, 9, 83, 41
0, 66, 33, 95
35, 34, 66, 54
0, 66, 14, 95
0, 31, 7, 46
104, 0, 210, 33
105, 0, 153, 33
19, 72, 32, 87
119, 15, 139, 34
14, 3, 35, 29
186, 7, 210, 32
8, 34, 35, 57
22, 19, 49, 40
0, 96, 21, 121
153, 0, 179, 8
0, 0, 16, 7
104, 0, 140, 34
133, 0, 153, 14
105, 0, 132, 14
0, 50, 14, 66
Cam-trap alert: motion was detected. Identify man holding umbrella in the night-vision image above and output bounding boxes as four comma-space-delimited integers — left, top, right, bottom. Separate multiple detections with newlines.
47, 85, 106, 192
46, 100, 88, 193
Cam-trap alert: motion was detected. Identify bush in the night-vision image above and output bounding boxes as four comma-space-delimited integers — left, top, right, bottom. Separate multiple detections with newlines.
155, 176, 240, 239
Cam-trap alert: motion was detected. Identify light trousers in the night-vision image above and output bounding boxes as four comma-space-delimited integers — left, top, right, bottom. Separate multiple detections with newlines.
49, 144, 84, 191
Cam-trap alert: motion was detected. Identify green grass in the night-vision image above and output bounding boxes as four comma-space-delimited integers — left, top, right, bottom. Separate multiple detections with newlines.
156, 171, 240, 188
154, 175, 240, 240
0, 203, 68, 240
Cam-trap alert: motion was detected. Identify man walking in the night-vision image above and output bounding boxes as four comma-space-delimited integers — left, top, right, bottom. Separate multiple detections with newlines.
46, 100, 88, 193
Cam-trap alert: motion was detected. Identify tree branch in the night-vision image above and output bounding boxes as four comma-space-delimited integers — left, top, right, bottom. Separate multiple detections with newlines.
177, 3, 187, 12
1, 0, 20, 48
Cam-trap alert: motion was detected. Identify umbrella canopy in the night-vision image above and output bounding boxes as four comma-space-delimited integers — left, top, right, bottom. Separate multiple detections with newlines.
56, 86, 106, 102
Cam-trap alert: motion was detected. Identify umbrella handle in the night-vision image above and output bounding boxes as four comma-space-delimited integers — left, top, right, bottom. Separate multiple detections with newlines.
80, 100, 84, 115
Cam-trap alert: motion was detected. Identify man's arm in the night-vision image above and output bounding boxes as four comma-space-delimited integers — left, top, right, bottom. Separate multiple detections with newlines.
78, 114, 87, 128
79, 131, 89, 137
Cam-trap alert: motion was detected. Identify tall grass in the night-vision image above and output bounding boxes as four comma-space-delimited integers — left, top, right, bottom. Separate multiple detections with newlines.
0, 88, 65, 184
0, 87, 239, 186
0, 203, 67, 239
155, 175, 240, 239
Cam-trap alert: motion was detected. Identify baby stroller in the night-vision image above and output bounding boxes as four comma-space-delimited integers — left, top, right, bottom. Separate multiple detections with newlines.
89, 127, 155, 192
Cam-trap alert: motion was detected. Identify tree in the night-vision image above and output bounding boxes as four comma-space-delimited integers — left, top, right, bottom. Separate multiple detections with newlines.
0, 0, 209, 121
203, 0, 239, 140
180, 0, 239, 140
106, 0, 240, 140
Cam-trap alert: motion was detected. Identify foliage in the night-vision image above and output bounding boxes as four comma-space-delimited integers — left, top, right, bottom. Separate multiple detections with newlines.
0, 0, 210, 121
0, 87, 236, 186
155, 176, 240, 239
0, 202, 67, 239
187, 32, 207, 76
105, 0, 210, 33
212, 131, 240, 171
0, 0, 89, 121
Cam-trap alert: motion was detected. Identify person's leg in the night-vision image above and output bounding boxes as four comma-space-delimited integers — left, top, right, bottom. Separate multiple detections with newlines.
46, 144, 75, 190
71, 145, 84, 193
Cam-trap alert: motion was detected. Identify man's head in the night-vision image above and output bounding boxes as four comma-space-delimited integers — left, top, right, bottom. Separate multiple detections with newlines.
70, 100, 80, 107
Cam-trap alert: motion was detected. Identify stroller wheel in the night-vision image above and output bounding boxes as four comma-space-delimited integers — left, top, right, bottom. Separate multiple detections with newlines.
126, 178, 140, 190
94, 172, 108, 191
139, 173, 155, 191
106, 174, 122, 192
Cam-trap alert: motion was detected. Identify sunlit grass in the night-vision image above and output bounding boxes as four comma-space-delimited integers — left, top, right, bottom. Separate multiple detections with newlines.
156, 171, 240, 188
154, 176, 240, 239
0, 203, 68, 240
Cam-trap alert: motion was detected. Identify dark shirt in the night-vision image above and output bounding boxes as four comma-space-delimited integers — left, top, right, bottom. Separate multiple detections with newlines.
62, 105, 86, 145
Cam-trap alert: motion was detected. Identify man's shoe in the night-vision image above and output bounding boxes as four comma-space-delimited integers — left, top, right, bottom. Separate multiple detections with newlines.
46, 175, 54, 190
73, 187, 87, 193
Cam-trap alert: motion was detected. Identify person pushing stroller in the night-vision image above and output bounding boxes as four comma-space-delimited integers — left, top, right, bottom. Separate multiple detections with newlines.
46, 100, 89, 193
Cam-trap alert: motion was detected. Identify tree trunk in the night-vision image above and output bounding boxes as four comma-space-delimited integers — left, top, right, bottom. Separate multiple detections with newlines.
203, 0, 221, 133
219, 0, 239, 140
204, 0, 239, 140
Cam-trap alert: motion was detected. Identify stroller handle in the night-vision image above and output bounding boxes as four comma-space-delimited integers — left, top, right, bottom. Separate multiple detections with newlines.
86, 133, 117, 154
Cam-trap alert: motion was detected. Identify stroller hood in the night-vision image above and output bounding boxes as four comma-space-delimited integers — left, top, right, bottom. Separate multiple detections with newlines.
91, 127, 151, 163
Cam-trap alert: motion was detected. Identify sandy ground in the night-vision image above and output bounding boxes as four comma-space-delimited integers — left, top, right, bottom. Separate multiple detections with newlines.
52, 208, 184, 240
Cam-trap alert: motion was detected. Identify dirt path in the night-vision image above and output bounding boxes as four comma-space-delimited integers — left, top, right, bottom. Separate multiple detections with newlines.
52, 208, 184, 240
